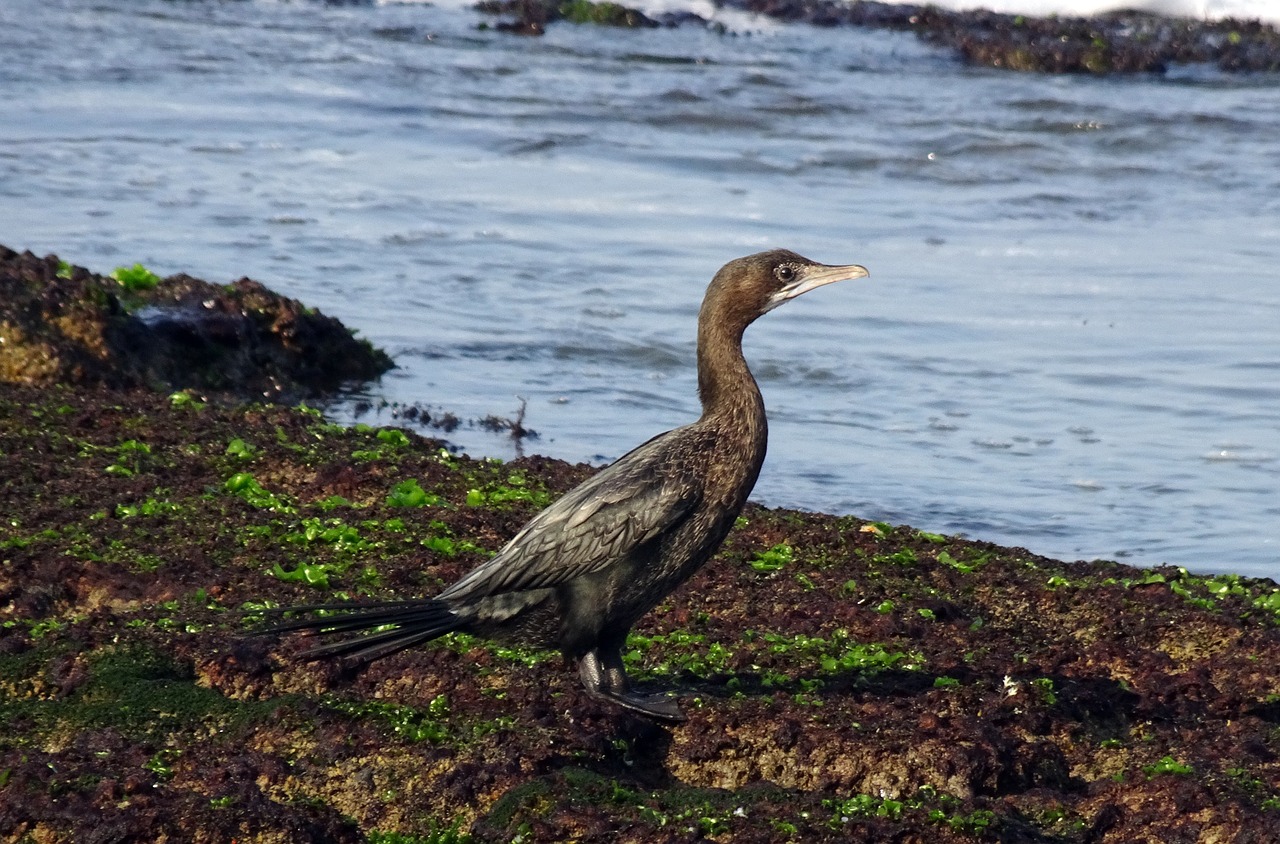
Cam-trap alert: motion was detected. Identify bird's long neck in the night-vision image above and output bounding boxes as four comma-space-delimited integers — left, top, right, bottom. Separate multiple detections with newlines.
695, 311, 766, 445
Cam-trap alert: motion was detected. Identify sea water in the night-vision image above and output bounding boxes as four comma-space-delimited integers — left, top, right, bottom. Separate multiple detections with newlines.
1, 0, 1276, 576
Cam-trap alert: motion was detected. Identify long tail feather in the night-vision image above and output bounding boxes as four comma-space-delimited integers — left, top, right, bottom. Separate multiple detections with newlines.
257, 599, 463, 665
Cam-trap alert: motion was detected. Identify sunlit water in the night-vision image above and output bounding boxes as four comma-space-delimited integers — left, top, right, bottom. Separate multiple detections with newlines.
2, 0, 1277, 577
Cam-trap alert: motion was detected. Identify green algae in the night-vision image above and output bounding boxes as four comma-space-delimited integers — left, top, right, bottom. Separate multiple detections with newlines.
388, 478, 445, 508
480, 766, 756, 839
327, 695, 452, 745
464, 469, 551, 509
748, 542, 793, 572
369, 822, 472, 844
225, 471, 296, 513
753, 629, 923, 675
1143, 755, 1194, 778
0, 644, 279, 747
558, 0, 647, 25
436, 631, 557, 669
824, 788, 999, 836
109, 262, 162, 293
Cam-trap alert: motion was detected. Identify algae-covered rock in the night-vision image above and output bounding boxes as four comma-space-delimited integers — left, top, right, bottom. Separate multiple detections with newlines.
476, 0, 658, 34
2, 385, 1278, 842
0, 245, 393, 401
475, 0, 1280, 74
724, 1, 1280, 74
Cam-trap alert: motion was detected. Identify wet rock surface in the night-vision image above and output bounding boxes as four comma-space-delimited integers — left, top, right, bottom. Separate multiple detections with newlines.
2, 384, 1278, 842
0, 246, 393, 403
477, 0, 1280, 73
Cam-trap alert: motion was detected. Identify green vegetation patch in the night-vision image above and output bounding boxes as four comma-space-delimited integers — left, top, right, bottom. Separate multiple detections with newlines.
481, 767, 749, 838
0, 644, 278, 746
748, 542, 793, 572
751, 628, 923, 676
557, 0, 655, 26
328, 694, 452, 745
1144, 755, 1194, 778
825, 787, 996, 835
624, 630, 734, 678
368, 821, 472, 844
1108, 568, 1280, 624
109, 262, 162, 292
465, 469, 551, 509
438, 632, 557, 669
388, 478, 445, 508
225, 471, 296, 513
622, 626, 922, 695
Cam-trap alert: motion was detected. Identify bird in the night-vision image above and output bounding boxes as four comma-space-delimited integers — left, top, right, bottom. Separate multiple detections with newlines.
261, 249, 869, 722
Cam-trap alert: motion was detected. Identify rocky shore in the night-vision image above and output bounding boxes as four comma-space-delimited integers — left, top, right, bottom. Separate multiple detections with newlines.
478, 0, 1280, 73
2, 249, 1279, 842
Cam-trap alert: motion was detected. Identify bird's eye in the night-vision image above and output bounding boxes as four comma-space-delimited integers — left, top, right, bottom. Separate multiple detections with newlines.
775, 265, 796, 283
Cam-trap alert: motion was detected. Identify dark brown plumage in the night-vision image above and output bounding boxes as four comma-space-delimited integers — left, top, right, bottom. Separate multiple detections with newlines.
262, 249, 869, 721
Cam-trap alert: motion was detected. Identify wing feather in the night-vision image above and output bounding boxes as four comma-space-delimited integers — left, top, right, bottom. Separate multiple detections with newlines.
438, 428, 704, 602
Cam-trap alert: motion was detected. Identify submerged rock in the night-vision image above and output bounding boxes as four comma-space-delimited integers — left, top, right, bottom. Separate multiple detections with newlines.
476, 0, 659, 33
0, 245, 393, 402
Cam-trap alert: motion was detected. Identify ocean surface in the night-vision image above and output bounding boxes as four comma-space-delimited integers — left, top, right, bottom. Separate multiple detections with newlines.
1, 0, 1277, 578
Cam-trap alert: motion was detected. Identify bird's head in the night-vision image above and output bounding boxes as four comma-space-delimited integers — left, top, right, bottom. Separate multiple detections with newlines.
703, 249, 870, 330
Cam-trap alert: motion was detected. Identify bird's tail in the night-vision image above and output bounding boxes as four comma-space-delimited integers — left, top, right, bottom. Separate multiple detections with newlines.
258, 599, 464, 663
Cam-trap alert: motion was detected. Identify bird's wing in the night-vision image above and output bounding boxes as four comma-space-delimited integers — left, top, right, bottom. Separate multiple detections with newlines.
437, 428, 705, 602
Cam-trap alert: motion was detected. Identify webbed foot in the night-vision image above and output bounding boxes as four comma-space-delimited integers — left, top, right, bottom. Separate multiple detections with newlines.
578, 648, 687, 723
596, 688, 687, 722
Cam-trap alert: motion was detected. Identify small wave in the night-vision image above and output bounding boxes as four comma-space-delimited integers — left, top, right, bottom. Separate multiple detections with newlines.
1202, 448, 1276, 465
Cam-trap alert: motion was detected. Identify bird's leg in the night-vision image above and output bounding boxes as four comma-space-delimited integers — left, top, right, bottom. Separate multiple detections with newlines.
578, 647, 686, 722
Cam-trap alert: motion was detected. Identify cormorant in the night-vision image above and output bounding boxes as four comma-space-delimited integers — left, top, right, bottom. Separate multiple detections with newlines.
262, 249, 869, 721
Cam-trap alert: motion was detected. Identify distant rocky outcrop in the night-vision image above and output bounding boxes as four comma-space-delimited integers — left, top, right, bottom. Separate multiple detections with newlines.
477, 0, 1280, 73
0, 245, 393, 402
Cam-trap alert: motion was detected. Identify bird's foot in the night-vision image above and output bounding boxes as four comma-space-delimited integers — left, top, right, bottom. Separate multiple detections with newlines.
593, 688, 687, 723
578, 648, 687, 722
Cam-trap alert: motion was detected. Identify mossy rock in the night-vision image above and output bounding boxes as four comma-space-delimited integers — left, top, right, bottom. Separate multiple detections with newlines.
0, 245, 393, 401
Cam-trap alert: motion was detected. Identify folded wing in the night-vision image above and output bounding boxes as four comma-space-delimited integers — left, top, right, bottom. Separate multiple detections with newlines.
439, 428, 705, 603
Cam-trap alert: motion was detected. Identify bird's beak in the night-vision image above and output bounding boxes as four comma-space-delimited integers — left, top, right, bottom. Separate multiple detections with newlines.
768, 262, 870, 310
